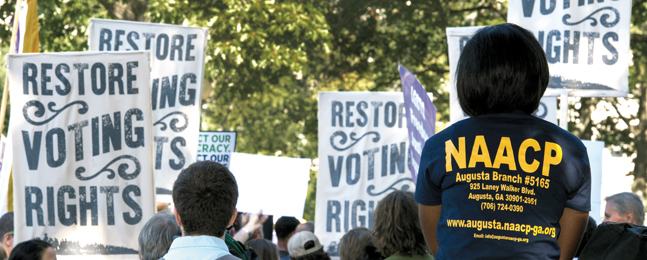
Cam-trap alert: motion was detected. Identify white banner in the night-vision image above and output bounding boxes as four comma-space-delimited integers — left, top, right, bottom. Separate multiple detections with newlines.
447, 26, 559, 124
582, 140, 604, 225
88, 19, 208, 202
508, 0, 630, 97
7, 51, 155, 259
229, 152, 311, 217
197, 131, 236, 168
315, 92, 415, 257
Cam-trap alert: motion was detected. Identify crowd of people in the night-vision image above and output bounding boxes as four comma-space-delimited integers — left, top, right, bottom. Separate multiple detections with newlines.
0, 159, 643, 260
1, 23, 647, 260
0, 160, 441, 260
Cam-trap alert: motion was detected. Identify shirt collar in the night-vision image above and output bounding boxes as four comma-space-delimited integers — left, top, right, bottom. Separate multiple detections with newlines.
169, 235, 229, 250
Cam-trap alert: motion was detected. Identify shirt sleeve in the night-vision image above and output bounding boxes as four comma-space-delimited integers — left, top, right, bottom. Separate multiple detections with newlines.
415, 138, 443, 206
564, 145, 592, 212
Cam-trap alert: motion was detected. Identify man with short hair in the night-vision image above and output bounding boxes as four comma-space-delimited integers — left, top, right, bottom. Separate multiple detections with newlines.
162, 161, 240, 260
138, 211, 181, 260
0, 212, 13, 257
275, 217, 301, 260
603, 192, 645, 226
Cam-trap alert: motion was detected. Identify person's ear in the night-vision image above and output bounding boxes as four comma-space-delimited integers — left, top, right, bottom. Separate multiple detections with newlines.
3, 233, 13, 248
138, 249, 142, 260
625, 211, 636, 225
174, 207, 183, 227
228, 209, 238, 228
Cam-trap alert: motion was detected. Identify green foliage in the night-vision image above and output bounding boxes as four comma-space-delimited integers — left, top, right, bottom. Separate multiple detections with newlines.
2, 0, 646, 217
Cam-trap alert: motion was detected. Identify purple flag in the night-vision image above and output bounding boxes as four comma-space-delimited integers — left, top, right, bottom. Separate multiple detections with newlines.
399, 64, 436, 183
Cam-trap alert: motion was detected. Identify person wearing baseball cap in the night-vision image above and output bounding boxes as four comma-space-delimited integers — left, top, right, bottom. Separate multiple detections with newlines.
287, 231, 330, 260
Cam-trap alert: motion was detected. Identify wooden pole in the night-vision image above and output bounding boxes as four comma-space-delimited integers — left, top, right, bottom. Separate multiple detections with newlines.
0, 0, 24, 135
0, 77, 10, 135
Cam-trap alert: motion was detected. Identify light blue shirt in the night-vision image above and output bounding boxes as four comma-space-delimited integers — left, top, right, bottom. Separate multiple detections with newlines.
163, 235, 231, 260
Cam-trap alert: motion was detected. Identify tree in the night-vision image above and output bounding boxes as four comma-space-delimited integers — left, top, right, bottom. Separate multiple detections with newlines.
1, 0, 645, 219
568, 0, 647, 201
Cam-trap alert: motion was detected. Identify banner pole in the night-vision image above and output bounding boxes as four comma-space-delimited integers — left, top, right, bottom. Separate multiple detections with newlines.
559, 91, 569, 130
0, 77, 9, 135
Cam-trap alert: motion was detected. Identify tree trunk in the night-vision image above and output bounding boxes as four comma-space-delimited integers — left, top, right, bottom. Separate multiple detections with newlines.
571, 98, 593, 140
97, 0, 149, 21
632, 65, 647, 200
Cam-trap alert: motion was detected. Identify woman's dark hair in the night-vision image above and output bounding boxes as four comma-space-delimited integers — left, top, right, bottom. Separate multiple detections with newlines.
8, 239, 53, 260
456, 23, 549, 117
372, 191, 427, 258
247, 239, 279, 260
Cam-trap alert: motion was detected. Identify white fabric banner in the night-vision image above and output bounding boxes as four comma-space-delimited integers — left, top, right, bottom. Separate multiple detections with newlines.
7, 51, 155, 259
197, 131, 237, 168
88, 19, 208, 202
508, 0, 630, 97
447, 26, 559, 124
316, 92, 415, 257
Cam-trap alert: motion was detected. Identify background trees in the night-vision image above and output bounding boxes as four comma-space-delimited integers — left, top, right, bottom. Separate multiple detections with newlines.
0, 0, 645, 219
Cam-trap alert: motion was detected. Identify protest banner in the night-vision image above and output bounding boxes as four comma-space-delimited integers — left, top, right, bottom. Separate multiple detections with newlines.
88, 19, 208, 201
582, 140, 604, 224
316, 92, 415, 257
447, 26, 559, 124
229, 152, 311, 217
399, 65, 436, 183
197, 131, 236, 168
7, 51, 155, 259
508, 0, 631, 97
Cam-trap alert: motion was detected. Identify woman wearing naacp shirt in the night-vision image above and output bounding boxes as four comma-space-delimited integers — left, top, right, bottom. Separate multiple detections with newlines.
415, 23, 591, 260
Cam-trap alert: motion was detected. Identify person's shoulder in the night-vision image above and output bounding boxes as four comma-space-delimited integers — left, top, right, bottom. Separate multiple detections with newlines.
530, 116, 586, 147
424, 117, 471, 145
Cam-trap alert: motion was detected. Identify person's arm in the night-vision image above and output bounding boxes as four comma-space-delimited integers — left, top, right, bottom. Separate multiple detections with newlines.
557, 207, 589, 260
234, 210, 269, 243
419, 204, 442, 256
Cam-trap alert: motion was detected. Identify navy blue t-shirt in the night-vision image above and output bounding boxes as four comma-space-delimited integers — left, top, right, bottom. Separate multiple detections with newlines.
414, 111, 591, 260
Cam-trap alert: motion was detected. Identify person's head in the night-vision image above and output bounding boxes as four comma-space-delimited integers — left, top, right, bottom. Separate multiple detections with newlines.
372, 191, 427, 257
8, 239, 55, 260
0, 212, 13, 256
339, 227, 379, 260
456, 23, 549, 117
275, 217, 300, 242
138, 211, 182, 260
247, 239, 279, 260
172, 161, 239, 237
603, 192, 645, 225
288, 231, 329, 260
295, 222, 314, 233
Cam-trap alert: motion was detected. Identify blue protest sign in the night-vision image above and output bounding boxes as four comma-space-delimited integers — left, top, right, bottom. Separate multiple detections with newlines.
399, 64, 436, 183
